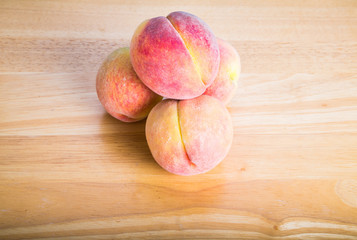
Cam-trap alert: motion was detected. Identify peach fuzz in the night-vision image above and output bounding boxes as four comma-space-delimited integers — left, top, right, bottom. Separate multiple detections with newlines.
130, 11, 220, 99
96, 47, 162, 122
204, 38, 241, 105
146, 95, 233, 176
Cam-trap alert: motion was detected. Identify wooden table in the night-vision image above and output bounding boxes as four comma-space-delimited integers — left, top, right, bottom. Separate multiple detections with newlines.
1, 1, 357, 239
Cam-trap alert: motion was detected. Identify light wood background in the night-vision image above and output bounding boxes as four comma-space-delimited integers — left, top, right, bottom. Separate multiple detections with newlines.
1, 0, 357, 239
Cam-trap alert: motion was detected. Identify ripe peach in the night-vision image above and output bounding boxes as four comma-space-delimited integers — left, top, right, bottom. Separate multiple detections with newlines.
130, 11, 220, 100
204, 38, 241, 105
96, 47, 162, 122
146, 95, 233, 176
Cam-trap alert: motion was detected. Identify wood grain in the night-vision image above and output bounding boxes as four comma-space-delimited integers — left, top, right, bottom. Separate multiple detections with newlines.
1, 0, 357, 239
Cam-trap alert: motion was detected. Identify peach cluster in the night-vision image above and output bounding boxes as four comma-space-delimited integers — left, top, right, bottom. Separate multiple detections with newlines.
96, 11, 240, 175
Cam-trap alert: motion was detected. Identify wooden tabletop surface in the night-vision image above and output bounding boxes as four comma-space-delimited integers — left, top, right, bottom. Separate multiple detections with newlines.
1, 0, 357, 239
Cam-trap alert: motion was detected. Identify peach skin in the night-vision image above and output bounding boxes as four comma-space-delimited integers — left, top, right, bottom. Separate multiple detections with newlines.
146, 95, 233, 176
96, 47, 162, 122
204, 38, 241, 105
130, 11, 220, 99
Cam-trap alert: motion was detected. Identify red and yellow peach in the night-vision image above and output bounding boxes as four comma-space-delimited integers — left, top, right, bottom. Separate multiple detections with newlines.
96, 47, 162, 122
145, 95, 233, 176
130, 11, 220, 99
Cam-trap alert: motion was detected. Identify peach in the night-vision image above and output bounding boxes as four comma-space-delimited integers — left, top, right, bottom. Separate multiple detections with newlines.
204, 38, 241, 105
96, 47, 162, 122
130, 11, 220, 99
146, 95, 233, 176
